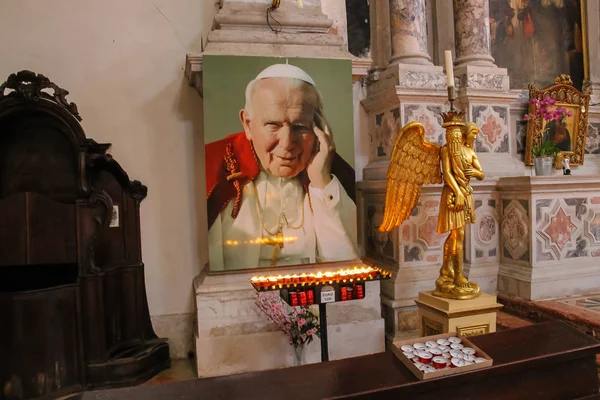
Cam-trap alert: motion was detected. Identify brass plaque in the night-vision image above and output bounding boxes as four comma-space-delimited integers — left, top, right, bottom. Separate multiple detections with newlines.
456, 323, 490, 337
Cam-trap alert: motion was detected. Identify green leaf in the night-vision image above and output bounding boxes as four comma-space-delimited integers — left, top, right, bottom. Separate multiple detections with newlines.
533, 140, 560, 157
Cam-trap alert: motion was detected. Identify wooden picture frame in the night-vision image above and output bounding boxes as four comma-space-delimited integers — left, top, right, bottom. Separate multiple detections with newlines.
524, 75, 590, 167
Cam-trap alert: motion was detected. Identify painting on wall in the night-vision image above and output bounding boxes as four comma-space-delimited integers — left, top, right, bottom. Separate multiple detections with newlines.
489, 0, 587, 90
202, 55, 356, 272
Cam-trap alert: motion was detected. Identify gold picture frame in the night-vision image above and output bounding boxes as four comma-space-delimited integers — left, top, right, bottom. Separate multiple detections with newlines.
524, 75, 590, 167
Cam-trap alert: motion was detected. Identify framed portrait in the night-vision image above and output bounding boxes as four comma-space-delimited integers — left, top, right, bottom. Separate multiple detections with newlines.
524, 75, 590, 166
202, 55, 356, 273
488, 0, 588, 91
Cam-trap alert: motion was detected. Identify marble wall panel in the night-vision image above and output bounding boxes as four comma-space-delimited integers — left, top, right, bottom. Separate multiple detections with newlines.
515, 120, 527, 155
400, 196, 446, 265
402, 104, 445, 145
371, 107, 400, 161
585, 122, 600, 154
471, 197, 500, 262
535, 196, 600, 262
364, 201, 398, 264
501, 199, 530, 262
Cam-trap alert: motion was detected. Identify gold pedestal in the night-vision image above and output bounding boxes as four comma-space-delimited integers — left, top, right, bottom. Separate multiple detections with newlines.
415, 291, 503, 338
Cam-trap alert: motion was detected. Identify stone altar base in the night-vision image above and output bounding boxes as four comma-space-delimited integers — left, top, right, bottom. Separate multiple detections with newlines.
193, 263, 385, 378
415, 291, 503, 337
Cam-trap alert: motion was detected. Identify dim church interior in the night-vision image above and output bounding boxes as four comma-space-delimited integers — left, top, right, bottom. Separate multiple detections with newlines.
1, 0, 600, 397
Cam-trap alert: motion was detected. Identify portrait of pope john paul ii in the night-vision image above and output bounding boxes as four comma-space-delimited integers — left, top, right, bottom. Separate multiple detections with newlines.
202, 55, 357, 272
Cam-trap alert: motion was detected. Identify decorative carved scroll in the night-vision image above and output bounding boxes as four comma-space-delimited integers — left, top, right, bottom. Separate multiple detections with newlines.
0, 70, 81, 121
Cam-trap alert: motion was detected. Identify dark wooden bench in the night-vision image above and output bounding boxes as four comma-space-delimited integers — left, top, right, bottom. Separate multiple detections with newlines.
79, 320, 600, 400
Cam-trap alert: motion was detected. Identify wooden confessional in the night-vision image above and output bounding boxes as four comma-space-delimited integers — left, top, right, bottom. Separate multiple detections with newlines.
0, 71, 170, 400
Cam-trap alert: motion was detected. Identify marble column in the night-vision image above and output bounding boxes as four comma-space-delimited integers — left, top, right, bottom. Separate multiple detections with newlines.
370, 0, 392, 70
452, 0, 495, 68
388, 0, 432, 65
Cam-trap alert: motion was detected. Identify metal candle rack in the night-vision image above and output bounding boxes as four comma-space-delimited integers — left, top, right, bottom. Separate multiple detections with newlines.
250, 267, 392, 362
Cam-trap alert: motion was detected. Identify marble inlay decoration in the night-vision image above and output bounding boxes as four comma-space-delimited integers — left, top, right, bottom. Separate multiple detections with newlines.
403, 104, 445, 145
585, 122, 600, 154
471, 195, 499, 261
401, 71, 447, 89
501, 199, 529, 261
558, 295, 600, 314
543, 208, 577, 251
536, 198, 588, 261
453, 0, 492, 60
457, 73, 505, 90
365, 203, 397, 263
585, 212, 600, 244
472, 105, 509, 153
372, 107, 401, 160
402, 197, 445, 264
389, 0, 429, 59
479, 215, 496, 243
417, 216, 442, 247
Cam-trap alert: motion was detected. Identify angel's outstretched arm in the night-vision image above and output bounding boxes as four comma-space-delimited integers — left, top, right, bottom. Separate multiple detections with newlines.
471, 153, 485, 180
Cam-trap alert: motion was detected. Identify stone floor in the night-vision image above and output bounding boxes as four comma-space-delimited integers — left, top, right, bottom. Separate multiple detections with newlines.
558, 294, 600, 314
142, 358, 197, 386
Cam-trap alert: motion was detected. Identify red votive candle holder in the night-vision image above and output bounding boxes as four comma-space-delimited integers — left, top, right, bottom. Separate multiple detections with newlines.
290, 292, 298, 307
356, 285, 364, 299
299, 291, 307, 306
432, 356, 447, 369
417, 351, 433, 364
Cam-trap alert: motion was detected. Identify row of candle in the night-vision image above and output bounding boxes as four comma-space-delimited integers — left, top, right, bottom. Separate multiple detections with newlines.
250, 266, 391, 290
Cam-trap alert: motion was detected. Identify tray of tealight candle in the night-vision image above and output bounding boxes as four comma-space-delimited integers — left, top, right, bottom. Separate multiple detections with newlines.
391, 332, 493, 380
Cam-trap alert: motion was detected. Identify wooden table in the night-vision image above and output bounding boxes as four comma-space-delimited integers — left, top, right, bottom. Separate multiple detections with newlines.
79, 321, 600, 400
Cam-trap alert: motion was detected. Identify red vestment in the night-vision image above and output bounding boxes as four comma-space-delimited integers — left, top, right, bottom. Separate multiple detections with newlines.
205, 132, 356, 230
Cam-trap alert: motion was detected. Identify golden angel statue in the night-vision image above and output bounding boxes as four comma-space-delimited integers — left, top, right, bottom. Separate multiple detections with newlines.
379, 118, 485, 300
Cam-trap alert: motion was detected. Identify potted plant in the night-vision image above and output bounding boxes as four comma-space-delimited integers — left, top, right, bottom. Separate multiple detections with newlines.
524, 95, 572, 176
531, 140, 560, 176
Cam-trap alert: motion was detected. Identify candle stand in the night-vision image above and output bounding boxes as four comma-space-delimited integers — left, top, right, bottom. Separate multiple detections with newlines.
251, 266, 391, 362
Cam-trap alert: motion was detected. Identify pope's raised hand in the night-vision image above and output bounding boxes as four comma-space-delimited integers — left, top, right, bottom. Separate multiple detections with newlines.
307, 112, 335, 189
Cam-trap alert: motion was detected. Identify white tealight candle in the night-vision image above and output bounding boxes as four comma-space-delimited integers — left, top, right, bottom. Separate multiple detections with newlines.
445, 50, 454, 87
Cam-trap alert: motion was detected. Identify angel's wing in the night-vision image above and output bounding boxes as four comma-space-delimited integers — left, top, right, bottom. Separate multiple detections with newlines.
379, 122, 442, 232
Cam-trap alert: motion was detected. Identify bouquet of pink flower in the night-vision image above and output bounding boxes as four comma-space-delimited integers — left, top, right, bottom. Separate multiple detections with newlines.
524, 95, 573, 122
256, 292, 320, 348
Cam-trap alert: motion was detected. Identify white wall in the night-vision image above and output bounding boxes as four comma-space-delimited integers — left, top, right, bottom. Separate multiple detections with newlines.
0, 0, 217, 319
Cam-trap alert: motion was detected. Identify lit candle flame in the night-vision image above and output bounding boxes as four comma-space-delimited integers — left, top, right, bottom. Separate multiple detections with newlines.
250, 266, 391, 289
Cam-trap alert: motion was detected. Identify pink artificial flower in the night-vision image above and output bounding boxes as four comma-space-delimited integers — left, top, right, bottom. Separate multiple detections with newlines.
524, 114, 531, 121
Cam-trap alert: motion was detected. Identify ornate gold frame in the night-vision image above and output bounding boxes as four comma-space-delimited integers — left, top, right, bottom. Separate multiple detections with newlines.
524, 75, 591, 167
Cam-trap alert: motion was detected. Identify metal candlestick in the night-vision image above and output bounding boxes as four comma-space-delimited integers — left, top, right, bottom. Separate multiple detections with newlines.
447, 85, 456, 112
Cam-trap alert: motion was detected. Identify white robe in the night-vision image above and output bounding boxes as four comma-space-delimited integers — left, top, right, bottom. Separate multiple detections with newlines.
208, 171, 358, 271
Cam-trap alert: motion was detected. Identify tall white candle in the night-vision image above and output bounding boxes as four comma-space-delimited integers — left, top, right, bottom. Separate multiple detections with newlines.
445, 50, 454, 87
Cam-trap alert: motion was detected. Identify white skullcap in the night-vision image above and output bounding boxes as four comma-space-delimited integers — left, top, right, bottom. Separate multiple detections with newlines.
254, 64, 316, 86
